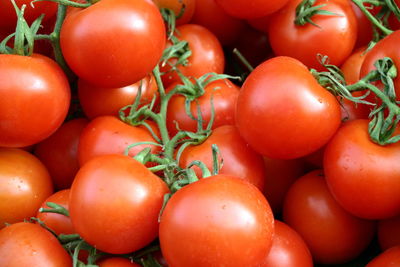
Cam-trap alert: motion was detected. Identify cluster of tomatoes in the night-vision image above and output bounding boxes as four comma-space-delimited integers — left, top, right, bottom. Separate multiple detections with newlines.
1, 0, 400, 266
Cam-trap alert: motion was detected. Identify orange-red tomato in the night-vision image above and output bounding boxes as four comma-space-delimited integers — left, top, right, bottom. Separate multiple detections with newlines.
97, 257, 141, 267
152, 0, 195, 25
366, 246, 400, 267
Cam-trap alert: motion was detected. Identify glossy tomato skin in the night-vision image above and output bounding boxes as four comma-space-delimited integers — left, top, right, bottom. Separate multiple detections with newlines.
36, 189, 74, 236
378, 215, 400, 251
78, 74, 158, 119
70, 154, 169, 254
161, 24, 225, 87
0, 148, 53, 228
0, 54, 71, 147
283, 170, 376, 264
215, 0, 289, 19
366, 246, 400, 267
268, 0, 357, 70
324, 119, 400, 219
236, 56, 341, 159
159, 175, 275, 267
34, 118, 89, 190
179, 125, 266, 191
60, 0, 166, 88
166, 78, 239, 135
0, 222, 72, 266
98, 257, 141, 267
262, 220, 313, 267
152, 0, 195, 25
77, 116, 160, 166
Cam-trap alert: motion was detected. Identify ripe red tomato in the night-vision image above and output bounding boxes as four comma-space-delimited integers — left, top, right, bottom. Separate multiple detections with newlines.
98, 257, 141, 267
34, 118, 89, 190
159, 175, 274, 267
0, 222, 72, 266
78, 74, 159, 119
215, 0, 289, 19
77, 116, 161, 166
236, 56, 341, 159
366, 246, 400, 267
378, 215, 400, 251
166, 78, 239, 135
179, 125, 266, 191
36, 189, 74, 236
283, 170, 376, 264
324, 119, 400, 219
152, 0, 195, 25
268, 0, 357, 70
69, 154, 169, 254
0, 148, 53, 228
60, 0, 166, 88
0, 54, 71, 147
161, 24, 225, 87
262, 220, 313, 267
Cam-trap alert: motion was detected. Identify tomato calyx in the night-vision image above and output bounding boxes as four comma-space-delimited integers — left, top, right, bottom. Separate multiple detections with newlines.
294, 0, 342, 28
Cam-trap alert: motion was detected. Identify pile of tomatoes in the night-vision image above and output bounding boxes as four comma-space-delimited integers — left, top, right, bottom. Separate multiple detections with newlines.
1, 0, 400, 266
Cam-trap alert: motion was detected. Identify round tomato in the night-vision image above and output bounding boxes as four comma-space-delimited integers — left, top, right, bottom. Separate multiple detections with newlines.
215, 0, 289, 19
178, 125, 266, 191
236, 56, 341, 159
159, 175, 274, 267
97, 257, 141, 267
69, 154, 169, 254
0, 222, 72, 266
60, 0, 166, 88
0, 54, 71, 147
366, 246, 400, 267
324, 119, 400, 219
268, 0, 357, 70
378, 215, 400, 251
262, 220, 313, 267
152, 0, 195, 25
283, 170, 376, 264
0, 148, 53, 228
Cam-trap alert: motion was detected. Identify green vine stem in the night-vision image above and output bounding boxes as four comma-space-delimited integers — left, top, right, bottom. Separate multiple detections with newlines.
295, 0, 342, 27
38, 202, 70, 217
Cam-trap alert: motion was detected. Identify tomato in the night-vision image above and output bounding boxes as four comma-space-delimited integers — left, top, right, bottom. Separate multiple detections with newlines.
268, 0, 357, 70
34, 118, 89, 190
161, 24, 225, 87
0, 54, 71, 148
262, 220, 313, 267
166, 78, 239, 135
378, 215, 400, 251
60, 0, 166, 88
0, 148, 53, 228
70, 154, 168, 254
0, 0, 57, 32
77, 116, 161, 166
236, 56, 341, 159
283, 170, 376, 264
179, 125, 266, 191
350, 2, 373, 49
0, 222, 72, 266
215, 0, 289, 19
366, 246, 400, 267
159, 175, 274, 267
324, 119, 400, 219
152, 0, 195, 25
36, 189, 74, 236
78, 74, 158, 119
98, 257, 141, 267
190, 0, 246, 45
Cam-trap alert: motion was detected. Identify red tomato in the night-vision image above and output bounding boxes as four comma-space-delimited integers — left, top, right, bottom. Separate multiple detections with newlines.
366, 246, 400, 267
152, 0, 195, 25
350, 2, 373, 49
0, 222, 72, 266
0, 148, 53, 228
60, 0, 166, 88
77, 116, 161, 166
34, 118, 89, 190
0, 54, 71, 147
324, 119, 400, 219
179, 125, 266, 191
268, 0, 357, 70
283, 170, 376, 264
161, 24, 225, 87
262, 220, 313, 267
159, 175, 274, 267
190, 0, 246, 45
236, 56, 341, 159
36, 189, 75, 236
215, 0, 289, 19
78, 74, 159, 119
378, 215, 400, 251
97, 257, 141, 267
166, 78, 239, 135
70, 154, 169, 254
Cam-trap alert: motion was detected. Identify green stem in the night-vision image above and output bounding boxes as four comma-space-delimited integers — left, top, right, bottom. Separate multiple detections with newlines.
233, 48, 254, 72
